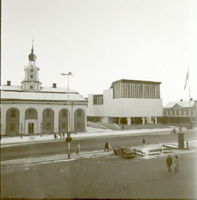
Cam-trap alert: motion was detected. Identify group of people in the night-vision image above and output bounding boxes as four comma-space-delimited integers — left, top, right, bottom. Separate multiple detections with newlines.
54, 133, 65, 140
166, 155, 179, 172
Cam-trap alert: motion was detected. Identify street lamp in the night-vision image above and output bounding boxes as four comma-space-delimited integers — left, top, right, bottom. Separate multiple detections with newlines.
61, 72, 72, 159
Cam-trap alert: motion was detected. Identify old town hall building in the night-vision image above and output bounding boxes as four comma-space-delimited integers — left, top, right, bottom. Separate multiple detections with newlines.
0, 46, 87, 136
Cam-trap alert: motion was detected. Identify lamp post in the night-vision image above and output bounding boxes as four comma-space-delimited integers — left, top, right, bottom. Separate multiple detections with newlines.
61, 72, 72, 159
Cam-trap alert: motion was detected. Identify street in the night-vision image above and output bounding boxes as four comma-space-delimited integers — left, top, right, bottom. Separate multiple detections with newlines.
1, 130, 197, 161
1, 149, 197, 199
1, 129, 197, 199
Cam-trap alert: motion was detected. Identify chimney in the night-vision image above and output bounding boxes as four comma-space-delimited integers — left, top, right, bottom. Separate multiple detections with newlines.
52, 83, 57, 88
7, 81, 11, 86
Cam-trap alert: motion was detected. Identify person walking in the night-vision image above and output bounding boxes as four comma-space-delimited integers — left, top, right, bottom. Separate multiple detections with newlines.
76, 143, 80, 154
174, 155, 179, 172
166, 155, 173, 172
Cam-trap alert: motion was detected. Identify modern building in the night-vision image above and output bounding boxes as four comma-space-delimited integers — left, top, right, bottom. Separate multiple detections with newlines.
163, 99, 197, 125
0, 46, 87, 136
87, 79, 163, 125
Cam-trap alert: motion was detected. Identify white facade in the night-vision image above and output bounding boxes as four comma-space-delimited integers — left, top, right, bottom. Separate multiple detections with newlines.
87, 79, 163, 125
0, 46, 87, 136
163, 100, 197, 125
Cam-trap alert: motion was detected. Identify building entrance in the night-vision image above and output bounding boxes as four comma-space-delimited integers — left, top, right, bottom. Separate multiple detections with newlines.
28, 123, 34, 134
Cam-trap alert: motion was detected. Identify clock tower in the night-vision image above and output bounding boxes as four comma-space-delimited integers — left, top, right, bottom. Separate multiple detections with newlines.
21, 45, 41, 90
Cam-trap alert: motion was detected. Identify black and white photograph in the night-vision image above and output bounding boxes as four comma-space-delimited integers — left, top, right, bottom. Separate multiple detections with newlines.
1, 0, 197, 199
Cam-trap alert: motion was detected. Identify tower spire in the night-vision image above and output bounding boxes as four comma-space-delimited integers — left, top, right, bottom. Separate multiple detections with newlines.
28, 40, 37, 61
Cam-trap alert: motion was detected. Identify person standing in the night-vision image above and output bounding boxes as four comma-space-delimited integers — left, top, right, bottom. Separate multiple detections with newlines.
174, 155, 179, 172
166, 155, 173, 172
76, 143, 80, 154
104, 141, 109, 152
142, 138, 146, 145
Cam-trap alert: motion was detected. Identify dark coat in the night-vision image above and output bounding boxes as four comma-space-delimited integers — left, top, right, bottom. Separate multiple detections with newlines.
166, 156, 172, 166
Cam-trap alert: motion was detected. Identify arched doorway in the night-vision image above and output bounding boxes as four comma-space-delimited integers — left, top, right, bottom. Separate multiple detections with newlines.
59, 109, 69, 133
6, 108, 20, 136
74, 109, 85, 132
42, 108, 54, 134
25, 108, 38, 135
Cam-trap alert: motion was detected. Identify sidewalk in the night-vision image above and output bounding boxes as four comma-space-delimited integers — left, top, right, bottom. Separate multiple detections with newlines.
0, 127, 173, 147
2, 140, 197, 168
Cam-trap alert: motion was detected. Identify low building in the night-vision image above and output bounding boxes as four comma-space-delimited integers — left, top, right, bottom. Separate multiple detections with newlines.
87, 79, 163, 125
0, 46, 87, 136
163, 100, 197, 126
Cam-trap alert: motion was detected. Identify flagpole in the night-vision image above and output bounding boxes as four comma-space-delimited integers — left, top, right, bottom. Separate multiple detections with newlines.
188, 67, 192, 127
188, 66, 191, 103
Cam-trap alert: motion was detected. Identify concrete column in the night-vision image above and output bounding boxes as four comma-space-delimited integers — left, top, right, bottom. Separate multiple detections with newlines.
154, 117, 158, 124
142, 117, 146, 125
54, 109, 59, 134
127, 117, 131, 125
0, 106, 6, 135
37, 109, 43, 134
118, 118, 121, 125
19, 109, 25, 135
84, 108, 87, 132
146, 117, 153, 124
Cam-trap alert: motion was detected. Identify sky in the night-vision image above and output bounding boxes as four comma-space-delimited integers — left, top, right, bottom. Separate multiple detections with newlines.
2, 0, 197, 104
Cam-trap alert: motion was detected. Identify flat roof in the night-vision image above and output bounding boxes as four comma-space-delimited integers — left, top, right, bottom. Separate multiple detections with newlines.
110, 79, 161, 88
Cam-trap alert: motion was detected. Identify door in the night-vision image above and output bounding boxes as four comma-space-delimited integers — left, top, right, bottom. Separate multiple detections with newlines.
28, 123, 34, 134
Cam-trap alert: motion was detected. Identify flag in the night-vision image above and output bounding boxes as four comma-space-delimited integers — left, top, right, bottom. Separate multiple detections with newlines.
184, 70, 189, 90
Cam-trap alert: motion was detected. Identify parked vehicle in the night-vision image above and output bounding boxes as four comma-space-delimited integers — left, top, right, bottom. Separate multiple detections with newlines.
113, 146, 136, 159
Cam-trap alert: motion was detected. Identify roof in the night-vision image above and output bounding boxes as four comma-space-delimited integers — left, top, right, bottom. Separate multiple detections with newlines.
110, 79, 161, 88
0, 85, 86, 102
164, 101, 195, 108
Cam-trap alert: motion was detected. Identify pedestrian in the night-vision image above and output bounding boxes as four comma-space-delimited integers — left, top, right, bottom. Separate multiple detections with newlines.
166, 155, 173, 172
76, 143, 80, 154
104, 141, 109, 152
62, 133, 65, 140
174, 155, 179, 172
186, 141, 189, 150
54, 133, 57, 140
142, 138, 145, 145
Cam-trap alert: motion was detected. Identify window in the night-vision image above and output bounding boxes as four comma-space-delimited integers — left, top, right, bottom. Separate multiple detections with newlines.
62, 123, 66, 129
77, 110, 82, 117
62, 110, 67, 117
30, 75, 33, 79
10, 123, 15, 131
11, 110, 16, 118
30, 86, 33, 89
46, 110, 50, 117
46, 123, 51, 130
